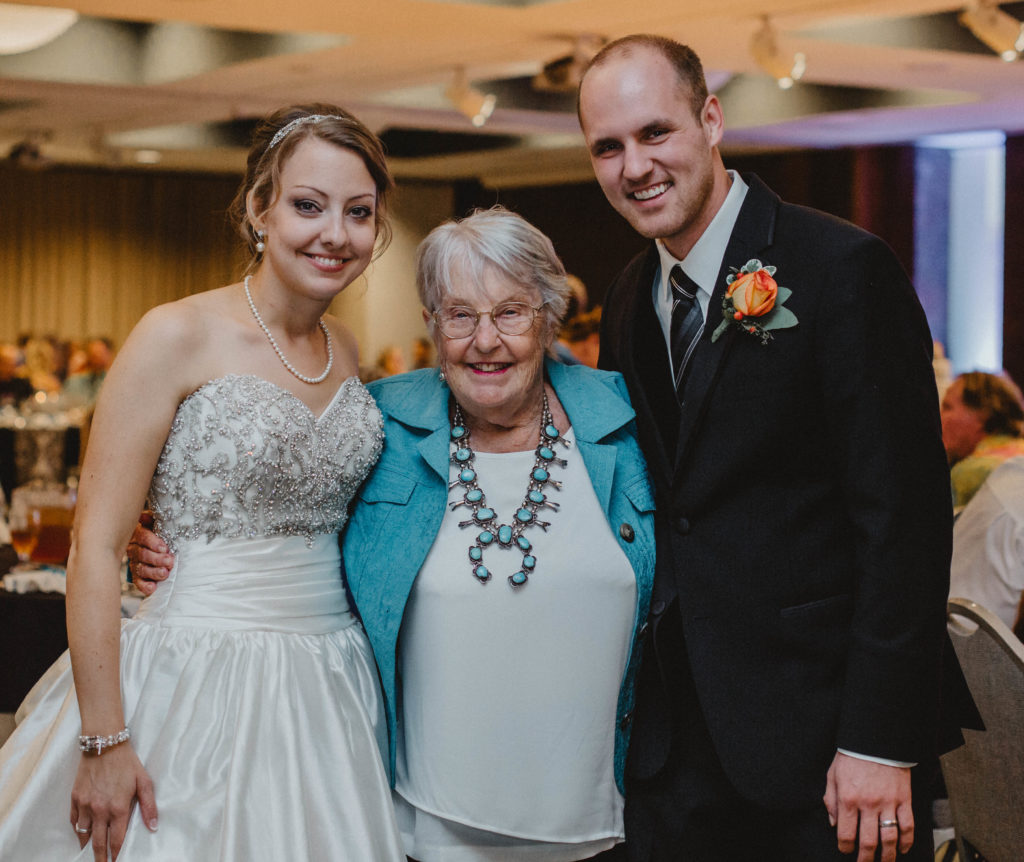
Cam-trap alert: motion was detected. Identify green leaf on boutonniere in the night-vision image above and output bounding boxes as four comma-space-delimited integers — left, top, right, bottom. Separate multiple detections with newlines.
711, 318, 732, 342
756, 287, 798, 333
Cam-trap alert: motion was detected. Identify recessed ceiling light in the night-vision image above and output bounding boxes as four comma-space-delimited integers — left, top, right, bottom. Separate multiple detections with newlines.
0, 4, 78, 55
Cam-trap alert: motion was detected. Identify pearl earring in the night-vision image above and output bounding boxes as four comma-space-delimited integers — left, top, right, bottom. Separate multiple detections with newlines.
439, 367, 446, 383
254, 230, 266, 254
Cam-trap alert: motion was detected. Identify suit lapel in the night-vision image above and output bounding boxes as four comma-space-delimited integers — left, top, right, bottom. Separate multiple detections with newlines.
621, 247, 676, 482
673, 175, 781, 475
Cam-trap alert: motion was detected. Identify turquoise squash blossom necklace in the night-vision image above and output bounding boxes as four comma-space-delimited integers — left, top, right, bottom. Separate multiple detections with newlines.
449, 392, 569, 588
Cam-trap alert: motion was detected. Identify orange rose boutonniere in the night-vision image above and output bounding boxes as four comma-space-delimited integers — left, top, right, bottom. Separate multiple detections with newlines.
711, 259, 798, 345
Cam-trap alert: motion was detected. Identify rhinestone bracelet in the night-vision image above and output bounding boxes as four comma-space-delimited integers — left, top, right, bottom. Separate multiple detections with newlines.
78, 727, 130, 755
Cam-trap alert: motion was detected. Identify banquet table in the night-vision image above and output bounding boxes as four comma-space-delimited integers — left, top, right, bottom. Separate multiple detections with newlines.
0, 589, 68, 712
0, 550, 139, 713
0, 423, 81, 502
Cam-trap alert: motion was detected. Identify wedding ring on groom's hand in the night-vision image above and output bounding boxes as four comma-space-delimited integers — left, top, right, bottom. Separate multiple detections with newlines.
74, 824, 91, 835
878, 819, 899, 829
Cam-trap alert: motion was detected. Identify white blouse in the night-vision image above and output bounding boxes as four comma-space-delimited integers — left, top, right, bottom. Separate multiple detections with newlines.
394, 428, 637, 861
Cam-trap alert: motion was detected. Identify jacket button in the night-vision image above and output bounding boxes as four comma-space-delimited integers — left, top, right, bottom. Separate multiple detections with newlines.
619, 523, 635, 542
675, 516, 691, 535
638, 621, 650, 640
650, 600, 666, 616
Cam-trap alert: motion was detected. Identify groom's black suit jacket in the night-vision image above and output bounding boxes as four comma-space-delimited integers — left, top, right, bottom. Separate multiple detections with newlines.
600, 174, 977, 807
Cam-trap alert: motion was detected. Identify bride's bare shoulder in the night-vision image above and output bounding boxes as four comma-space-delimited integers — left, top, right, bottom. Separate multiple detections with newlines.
119, 285, 245, 377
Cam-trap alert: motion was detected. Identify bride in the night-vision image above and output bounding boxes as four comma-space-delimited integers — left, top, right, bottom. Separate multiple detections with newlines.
0, 105, 404, 861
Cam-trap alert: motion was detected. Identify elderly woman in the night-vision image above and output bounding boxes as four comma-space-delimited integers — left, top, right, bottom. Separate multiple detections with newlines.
131, 207, 654, 861
347, 207, 653, 861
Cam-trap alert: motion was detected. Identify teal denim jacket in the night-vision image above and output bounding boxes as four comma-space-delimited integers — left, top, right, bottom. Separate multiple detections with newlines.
343, 358, 655, 792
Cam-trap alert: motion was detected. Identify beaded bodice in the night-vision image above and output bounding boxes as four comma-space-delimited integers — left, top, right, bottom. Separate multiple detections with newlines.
148, 374, 382, 550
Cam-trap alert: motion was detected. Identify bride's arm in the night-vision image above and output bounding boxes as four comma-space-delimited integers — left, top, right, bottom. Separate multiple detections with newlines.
66, 303, 202, 861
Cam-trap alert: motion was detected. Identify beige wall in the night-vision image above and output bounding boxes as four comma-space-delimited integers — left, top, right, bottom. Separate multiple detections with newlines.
333, 182, 453, 372
0, 165, 452, 364
0, 166, 240, 346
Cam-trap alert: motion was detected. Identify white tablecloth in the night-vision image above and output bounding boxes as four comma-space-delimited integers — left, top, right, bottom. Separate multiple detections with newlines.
3, 566, 142, 616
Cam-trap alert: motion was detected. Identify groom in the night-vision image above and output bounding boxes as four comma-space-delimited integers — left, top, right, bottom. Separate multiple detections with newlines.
578, 35, 977, 862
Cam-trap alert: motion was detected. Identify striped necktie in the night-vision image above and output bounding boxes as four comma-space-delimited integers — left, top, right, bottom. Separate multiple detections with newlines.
669, 264, 705, 402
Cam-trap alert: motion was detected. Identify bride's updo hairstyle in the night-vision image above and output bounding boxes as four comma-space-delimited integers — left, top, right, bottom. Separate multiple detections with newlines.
230, 104, 394, 267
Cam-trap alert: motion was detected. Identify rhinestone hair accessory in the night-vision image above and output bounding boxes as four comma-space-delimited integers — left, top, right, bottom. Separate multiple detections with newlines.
267, 114, 344, 151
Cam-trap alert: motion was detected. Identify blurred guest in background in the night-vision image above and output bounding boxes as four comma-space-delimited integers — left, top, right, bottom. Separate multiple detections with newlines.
47, 336, 72, 383
20, 337, 61, 395
565, 273, 589, 321
562, 307, 603, 368
0, 344, 32, 406
940, 371, 1024, 509
374, 344, 407, 377
933, 341, 953, 401
553, 274, 591, 365
62, 337, 115, 407
410, 336, 434, 370
65, 341, 88, 377
949, 456, 1024, 629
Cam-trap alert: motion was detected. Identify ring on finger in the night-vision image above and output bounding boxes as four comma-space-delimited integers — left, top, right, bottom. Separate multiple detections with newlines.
74, 824, 91, 835
878, 818, 899, 829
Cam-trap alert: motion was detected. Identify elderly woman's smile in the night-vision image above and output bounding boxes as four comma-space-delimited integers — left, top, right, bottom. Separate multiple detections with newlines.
432, 272, 552, 431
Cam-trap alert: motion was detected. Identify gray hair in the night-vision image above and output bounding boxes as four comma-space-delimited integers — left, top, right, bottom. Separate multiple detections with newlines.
416, 207, 570, 340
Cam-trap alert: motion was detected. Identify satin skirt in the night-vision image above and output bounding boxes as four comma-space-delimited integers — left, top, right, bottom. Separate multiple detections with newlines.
0, 533, 404, 860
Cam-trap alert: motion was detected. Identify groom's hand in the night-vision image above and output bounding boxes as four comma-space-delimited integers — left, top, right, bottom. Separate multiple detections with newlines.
824, 751, 913, 862
126, 512, 175, 596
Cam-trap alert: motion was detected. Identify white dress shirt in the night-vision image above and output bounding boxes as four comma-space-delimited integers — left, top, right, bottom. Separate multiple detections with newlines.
950, 455, 1024, 630
652, 170, 748, 378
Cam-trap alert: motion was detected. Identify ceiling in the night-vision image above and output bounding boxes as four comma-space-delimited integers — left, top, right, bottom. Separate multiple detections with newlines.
1, 0, 1023, 187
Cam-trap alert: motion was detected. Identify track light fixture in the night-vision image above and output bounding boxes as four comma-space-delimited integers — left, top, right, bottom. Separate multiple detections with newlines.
750, 18, 805, 89
532, 34, 607, 93
959, 2, 1024, 61
6, 134, 51, 168
0, 4, 78, 55
446, 68, 496, 128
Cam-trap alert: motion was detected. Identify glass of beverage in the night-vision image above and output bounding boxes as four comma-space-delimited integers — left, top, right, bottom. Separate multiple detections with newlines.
9, 504, 42, 564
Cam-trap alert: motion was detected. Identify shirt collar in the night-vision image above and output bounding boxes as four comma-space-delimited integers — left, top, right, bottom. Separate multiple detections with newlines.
655, 171, 749, 305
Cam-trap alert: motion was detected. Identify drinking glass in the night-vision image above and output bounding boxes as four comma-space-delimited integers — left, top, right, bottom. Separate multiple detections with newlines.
9, 504, 41, 563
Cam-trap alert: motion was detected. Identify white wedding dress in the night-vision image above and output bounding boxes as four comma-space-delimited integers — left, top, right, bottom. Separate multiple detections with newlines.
0, 374, 404, 861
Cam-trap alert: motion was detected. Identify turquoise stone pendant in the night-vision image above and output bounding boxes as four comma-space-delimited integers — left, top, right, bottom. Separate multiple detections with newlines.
449, 390, 568, 589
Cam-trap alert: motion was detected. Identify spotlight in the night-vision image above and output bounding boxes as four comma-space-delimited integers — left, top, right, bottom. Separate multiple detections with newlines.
750, 18, 805, 89
532, 34, 606, 93
959, 2, 1024, 61
6, 135, 50, 168
446, 68, 496, 128
0, 4, 78, 55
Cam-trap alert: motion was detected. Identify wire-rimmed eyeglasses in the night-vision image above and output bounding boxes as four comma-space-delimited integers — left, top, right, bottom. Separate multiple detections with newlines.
432, 301, 546, 339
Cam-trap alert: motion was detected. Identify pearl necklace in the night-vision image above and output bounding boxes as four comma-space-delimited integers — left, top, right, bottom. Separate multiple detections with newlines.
449, 392, 569, 588
244, 275, 333, 385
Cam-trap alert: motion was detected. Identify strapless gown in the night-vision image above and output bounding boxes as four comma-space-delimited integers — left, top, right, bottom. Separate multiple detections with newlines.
0, 374, 404, 861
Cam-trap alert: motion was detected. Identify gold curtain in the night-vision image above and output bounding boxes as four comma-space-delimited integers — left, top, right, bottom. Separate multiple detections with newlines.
0, 164, 244, 347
